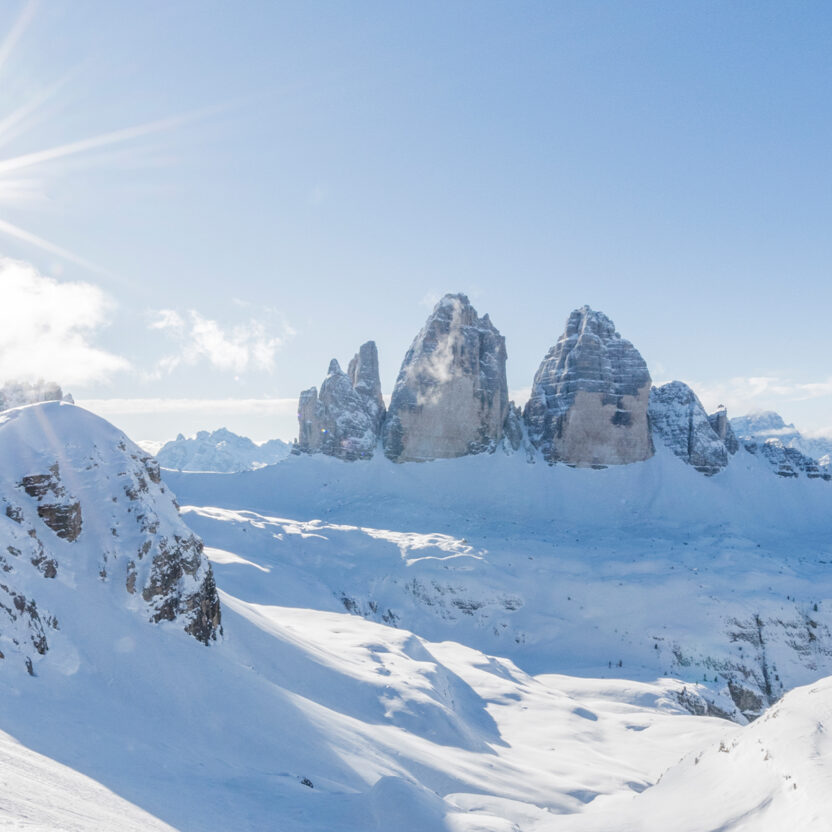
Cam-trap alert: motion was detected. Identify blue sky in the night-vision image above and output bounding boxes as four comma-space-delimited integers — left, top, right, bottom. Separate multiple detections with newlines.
1, 0, 831, 441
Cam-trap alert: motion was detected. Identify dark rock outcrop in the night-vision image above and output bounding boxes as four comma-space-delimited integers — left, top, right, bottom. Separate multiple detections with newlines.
649, 381, 729, 476
523, 306, 653, 466
382, 294, 509, 462
19, 464, 83, 541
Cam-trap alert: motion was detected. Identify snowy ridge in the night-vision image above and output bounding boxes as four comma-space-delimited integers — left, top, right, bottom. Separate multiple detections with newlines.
553, 676, 832, 831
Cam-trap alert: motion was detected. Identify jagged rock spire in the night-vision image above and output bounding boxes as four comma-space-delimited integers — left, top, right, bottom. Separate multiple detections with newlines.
296, 342, 385, 460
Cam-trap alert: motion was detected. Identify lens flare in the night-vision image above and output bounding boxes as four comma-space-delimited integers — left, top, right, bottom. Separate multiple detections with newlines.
0, 1, 216, 275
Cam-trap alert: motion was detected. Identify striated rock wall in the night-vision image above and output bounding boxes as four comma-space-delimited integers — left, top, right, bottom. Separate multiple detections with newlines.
523, 306, 653, 466
348, 341, 386, 435
382, 294, 509, 462
650, 381, 729, 476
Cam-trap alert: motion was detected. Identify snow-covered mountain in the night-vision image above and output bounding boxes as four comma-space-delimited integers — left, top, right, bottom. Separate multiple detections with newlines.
732, 410, 832, 462
151, 427, 291, 472
0, 402, 221, 675
1, 399, 832, 829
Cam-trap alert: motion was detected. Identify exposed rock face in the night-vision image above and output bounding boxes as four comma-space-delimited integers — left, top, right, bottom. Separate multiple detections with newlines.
523, 306, 653, 466
348, 341, 386, 435
0, 402, 221, 673
708, 406, 739, 455
649, 382, 729, 476
19, 464, 83, 541
297, 388, 323, 453
296, 342, 385, 460
382, 294, 509, 462
502, 403, 524, 452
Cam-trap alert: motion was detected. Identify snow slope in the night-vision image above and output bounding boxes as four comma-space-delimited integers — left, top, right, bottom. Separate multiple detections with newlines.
169, 441, 832, 719
551, 675, 832, 832
2, 403, 832, 830
0, 728, 174, 831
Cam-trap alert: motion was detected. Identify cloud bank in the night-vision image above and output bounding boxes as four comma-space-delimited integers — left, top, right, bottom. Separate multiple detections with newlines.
0, 258, 128, 385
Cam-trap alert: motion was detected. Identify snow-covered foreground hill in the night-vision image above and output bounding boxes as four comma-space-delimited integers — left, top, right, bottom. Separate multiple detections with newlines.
2, 403, 832, 830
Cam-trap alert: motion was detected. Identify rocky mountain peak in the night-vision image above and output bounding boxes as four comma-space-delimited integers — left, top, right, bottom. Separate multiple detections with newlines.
348, 341, 386, 434
382, 294, 510, 462
523, 305, 653, 466
296, 341, 386, 460
649, 381, 729, 476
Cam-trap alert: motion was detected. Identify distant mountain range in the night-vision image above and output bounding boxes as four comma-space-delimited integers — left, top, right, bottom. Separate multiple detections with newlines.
144, 428, 292, 473
731, 410, 832, 465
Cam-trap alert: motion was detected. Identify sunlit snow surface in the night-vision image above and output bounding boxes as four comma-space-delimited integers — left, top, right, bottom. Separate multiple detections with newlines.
2, 423, 832, 830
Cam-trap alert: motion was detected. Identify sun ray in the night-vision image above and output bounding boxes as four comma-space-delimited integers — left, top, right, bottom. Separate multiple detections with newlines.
0, 73, 72, 150
0, 0, 37, 77
0, 103, 223, 177
0, 217, 116, 280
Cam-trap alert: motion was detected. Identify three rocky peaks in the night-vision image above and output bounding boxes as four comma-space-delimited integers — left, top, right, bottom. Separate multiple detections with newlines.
295, 293, 819, 479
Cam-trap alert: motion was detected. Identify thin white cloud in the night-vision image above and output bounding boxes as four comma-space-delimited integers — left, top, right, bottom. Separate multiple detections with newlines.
79, 397, 298, 416
150, 308, 293, 376
667, 375, 832, 419
0, 257, 128, 385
